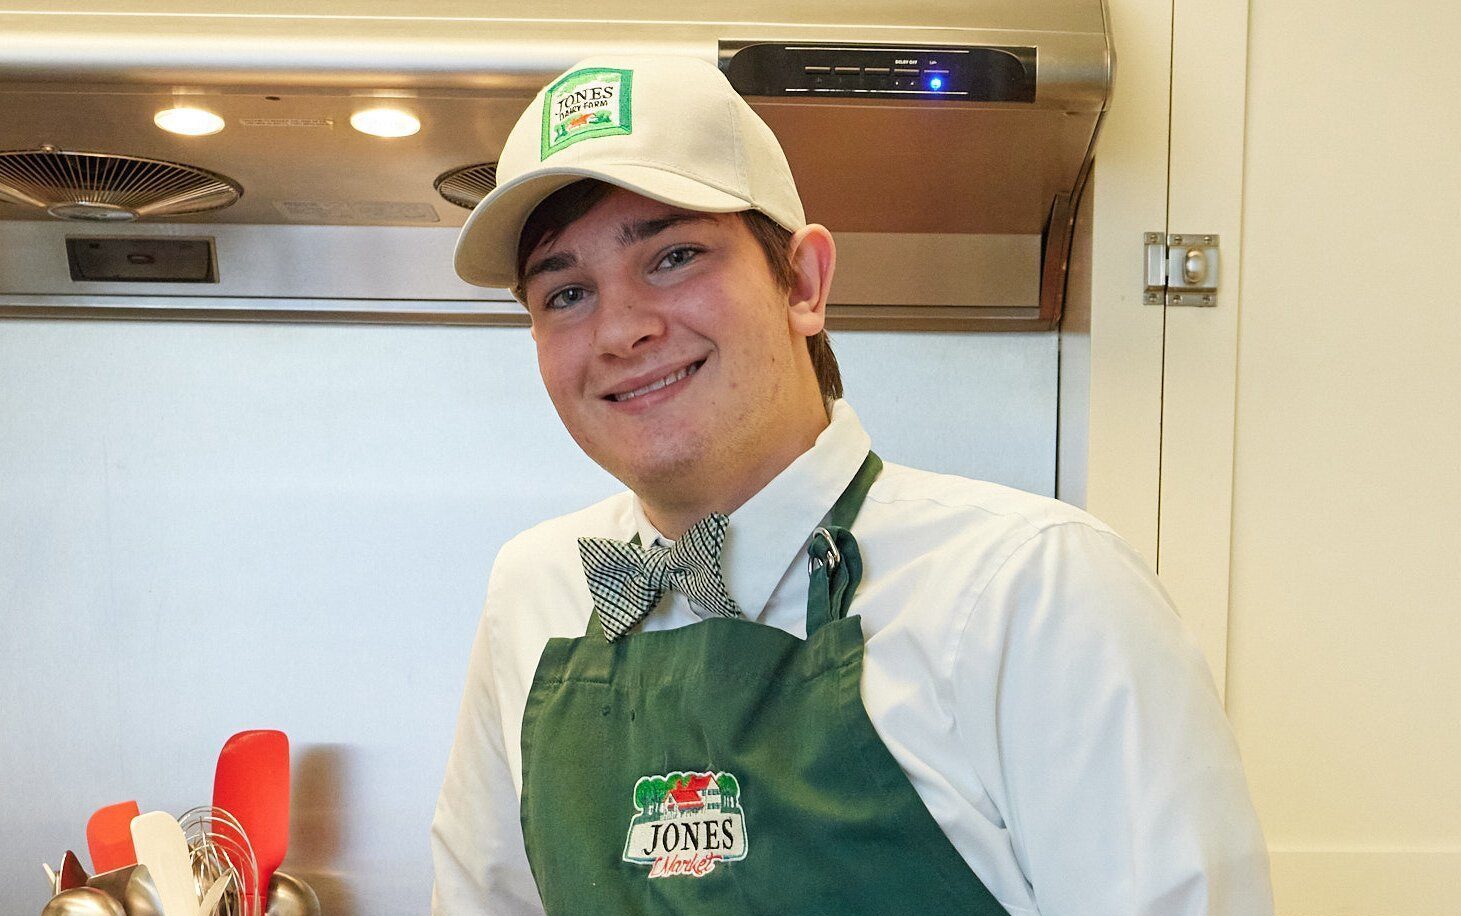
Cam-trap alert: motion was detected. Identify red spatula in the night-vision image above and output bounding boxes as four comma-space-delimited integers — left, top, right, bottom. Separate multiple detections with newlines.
212, 729, 290, 911
86, 801, 141, 875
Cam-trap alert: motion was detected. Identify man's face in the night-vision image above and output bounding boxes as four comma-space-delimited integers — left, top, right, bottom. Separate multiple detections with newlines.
519, 187, 825, 499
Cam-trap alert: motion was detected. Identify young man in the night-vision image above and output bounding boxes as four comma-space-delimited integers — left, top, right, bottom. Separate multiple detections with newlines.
433, 54, 1272, 914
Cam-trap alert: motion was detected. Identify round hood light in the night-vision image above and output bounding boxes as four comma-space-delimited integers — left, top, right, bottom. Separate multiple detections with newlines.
350, 108, 421, 138
154, 107, 225, 137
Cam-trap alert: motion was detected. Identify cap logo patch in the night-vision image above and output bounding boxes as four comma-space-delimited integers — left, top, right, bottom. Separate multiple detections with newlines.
541, 67, 634, 160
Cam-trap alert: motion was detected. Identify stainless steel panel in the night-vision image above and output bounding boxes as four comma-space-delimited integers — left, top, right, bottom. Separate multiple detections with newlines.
0, 15, 1107, 105
0, 222, 1045, 329
0, 223, 505, 301
11, 1, 1105, 34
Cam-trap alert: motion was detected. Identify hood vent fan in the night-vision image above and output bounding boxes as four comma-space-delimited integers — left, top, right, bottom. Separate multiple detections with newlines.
434, 163, 499, 211
0, 148, 242, 222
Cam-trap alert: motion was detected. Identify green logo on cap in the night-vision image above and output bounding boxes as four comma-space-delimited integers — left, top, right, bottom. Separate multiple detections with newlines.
541, 67, 634, 160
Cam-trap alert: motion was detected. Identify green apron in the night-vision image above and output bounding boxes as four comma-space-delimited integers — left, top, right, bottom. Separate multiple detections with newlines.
519, 453, 1009, 914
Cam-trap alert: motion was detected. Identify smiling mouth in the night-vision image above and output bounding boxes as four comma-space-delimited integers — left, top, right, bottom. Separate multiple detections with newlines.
607, 360, 704, 402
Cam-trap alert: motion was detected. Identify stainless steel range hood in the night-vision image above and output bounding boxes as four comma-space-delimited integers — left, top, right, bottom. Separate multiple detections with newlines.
0, 1, 1111, 330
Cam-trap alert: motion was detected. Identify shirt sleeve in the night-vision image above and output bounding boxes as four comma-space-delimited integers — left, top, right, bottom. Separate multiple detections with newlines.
957, 522, 1273, 916
430, 554, 546, 916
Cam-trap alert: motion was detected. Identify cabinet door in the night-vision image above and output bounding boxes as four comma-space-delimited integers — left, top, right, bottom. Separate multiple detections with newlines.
1157, 0, 1249, 700
1160, 0, 1461, 911
1080, 0, 1247, 698
1077, 0, 1174, 579
1081, 0, 1245, 697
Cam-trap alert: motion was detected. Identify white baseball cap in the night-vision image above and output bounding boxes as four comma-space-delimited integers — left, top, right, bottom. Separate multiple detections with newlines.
453, 54, 807, 289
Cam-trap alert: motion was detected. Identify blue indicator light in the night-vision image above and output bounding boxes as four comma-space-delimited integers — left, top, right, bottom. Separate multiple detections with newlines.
929, 76, 944, 90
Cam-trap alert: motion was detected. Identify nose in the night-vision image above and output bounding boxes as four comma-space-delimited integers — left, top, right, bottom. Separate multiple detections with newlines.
593, 285, 666, 358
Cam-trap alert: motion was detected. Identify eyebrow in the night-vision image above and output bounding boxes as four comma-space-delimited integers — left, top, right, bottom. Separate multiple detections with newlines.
520, 250, 579, 286
520, 212, 720, 287
614, 212, 719, 247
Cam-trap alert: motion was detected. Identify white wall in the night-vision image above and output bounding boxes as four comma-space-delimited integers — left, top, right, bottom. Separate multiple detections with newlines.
1225, 0, 1461, 911
0, 317, 1057, 914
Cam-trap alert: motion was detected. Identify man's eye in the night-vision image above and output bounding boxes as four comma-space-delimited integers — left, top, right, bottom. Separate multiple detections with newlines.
657, 246, 701, 270
545, 286, 586, 310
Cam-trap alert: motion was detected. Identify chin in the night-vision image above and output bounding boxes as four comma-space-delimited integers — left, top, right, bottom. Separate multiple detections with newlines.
564, 401, 722, 488
617, 450, 702, 489
599, 437, 715, 494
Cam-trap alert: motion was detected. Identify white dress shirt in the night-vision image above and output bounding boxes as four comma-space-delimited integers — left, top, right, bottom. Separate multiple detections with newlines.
431, 400, 1273, 915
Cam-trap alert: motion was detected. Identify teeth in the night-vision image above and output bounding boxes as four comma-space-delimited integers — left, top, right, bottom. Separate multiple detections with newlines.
612, 362, 699, 402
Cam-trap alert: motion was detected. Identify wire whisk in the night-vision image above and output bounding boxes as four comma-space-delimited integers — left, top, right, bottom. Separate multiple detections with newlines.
179, 806, 260, 916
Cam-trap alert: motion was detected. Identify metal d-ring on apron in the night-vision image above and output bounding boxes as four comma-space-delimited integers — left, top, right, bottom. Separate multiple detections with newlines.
518, 452, 1009, 914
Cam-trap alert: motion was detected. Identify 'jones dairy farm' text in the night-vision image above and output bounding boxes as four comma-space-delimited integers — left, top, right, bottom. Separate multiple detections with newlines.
554, 86, 615, 120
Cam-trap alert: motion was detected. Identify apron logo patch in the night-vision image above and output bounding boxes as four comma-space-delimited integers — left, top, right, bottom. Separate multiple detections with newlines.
623, 770, 747, 878
540, 67, 634, 160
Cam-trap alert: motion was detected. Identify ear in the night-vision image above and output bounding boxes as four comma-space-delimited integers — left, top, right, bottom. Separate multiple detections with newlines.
785, 224, 836, 339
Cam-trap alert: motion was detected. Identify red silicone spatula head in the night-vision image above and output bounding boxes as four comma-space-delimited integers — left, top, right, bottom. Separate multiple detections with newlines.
86, 800, 141, 875
212, 729, 290, 908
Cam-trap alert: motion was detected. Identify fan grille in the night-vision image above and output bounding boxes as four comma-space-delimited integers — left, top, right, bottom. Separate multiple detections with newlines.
0, 148, 242, 221
434, 162, 498, 210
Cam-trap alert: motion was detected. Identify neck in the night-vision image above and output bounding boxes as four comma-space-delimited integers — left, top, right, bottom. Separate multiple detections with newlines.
641, 403, 830, 539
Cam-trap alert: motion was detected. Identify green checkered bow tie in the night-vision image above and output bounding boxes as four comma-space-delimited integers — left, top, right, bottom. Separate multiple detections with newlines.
578, 512, 743, 642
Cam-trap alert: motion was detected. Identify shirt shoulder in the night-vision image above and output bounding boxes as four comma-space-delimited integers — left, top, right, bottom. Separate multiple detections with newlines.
867, 460, 1115, 544
852, 461, 1141, 641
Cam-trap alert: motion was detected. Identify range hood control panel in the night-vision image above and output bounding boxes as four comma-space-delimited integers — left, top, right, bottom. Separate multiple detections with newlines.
722, 42, 1037, 103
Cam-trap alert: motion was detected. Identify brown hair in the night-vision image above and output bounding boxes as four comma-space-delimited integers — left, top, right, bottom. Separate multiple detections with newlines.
513, 179, 842, 404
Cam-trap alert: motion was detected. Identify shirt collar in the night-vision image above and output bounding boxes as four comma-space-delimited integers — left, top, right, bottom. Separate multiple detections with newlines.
629, 399, 872, 621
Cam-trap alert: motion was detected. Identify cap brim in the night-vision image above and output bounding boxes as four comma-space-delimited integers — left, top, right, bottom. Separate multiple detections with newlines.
453, 164, 755, 289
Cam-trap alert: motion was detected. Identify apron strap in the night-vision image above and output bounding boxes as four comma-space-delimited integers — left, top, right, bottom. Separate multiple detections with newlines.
806, 451, 883, 637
